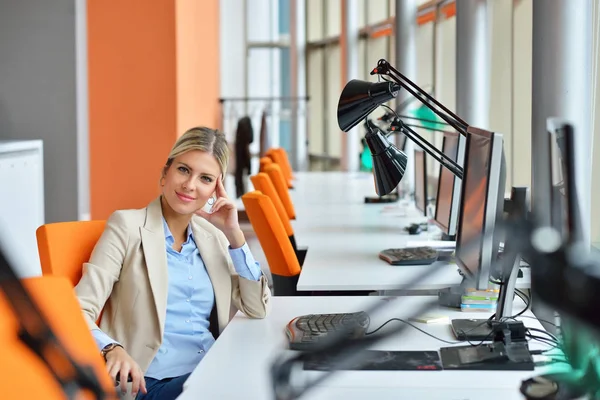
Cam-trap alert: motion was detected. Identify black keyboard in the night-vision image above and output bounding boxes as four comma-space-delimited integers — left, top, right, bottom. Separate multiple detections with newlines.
285, 312, 370, 350
379, 246, 439, 265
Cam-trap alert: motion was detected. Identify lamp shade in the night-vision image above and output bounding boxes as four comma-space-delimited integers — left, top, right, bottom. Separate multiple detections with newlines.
364, 125, 407, 196
337, 80, 400, 132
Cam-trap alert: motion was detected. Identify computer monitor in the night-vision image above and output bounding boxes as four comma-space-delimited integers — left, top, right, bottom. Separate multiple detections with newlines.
433, 133, 464, 239
454, 127, 506, 290
396, 131, 407, 152
547, 119, 583, 245
413, 149, 427, 215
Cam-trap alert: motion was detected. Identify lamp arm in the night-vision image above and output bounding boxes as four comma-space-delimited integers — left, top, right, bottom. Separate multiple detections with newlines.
399, 124, 464, 180
396, 114, 450, 126
372, 59, 469, 135
399, 122, 457, 136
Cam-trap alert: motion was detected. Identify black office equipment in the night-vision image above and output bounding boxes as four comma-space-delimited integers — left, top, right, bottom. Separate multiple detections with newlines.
440, 342, 534, 371
304, 350, 442, 371
378, 247, 438, 266
285, 312, 370, 351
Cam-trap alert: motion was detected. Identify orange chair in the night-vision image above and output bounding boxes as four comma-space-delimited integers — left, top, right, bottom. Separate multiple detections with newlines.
266, 148, 294, 188
259, 157, 273, 173
274, 147, 295, 181
265, 163, 296, 220
36, 220, 106, 286
242, 191, 302, 296
0, 275, 116, 399
250, 173, 307, 265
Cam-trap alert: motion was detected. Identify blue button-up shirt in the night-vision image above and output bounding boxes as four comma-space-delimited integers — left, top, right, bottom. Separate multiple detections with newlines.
92, 218, 262, 379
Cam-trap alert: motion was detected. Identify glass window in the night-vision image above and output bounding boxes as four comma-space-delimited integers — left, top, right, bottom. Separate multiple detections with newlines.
367, 0, 389, 24
307, 49, 325, 156
307, 0, 324, 42
326, 0, 341, 37
326, 45, 342, 158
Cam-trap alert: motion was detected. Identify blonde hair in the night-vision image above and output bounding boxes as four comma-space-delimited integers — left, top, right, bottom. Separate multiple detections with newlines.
163, 127, 229, 178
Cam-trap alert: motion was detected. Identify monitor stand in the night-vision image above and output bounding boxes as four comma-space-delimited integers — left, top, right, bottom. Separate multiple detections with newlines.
448, 186, 529, 342
441, 232, 456, 241
364, 192, 399, 204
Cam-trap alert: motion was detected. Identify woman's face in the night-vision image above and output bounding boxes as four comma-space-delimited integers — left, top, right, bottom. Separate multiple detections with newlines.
162, 150, 221, 216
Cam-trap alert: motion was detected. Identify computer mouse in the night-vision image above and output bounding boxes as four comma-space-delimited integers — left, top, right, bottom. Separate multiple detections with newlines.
405, 223, 422, 235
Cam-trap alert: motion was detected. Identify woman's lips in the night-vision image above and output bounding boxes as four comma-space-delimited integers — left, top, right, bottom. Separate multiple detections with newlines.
176, 192, 195, 203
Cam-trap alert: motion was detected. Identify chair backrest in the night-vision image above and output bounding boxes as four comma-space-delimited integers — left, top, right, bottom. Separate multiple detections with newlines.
36, 220, 106, 287
259, 156, 273, 173
264, 164, 296, 220
0, 275, 115, 399
250, 173, 293, 237
241, 191, 301, 278
274, 147, 294, 180
266, 148, 293, 188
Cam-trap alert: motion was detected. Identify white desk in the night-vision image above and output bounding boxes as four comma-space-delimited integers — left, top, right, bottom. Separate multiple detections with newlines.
287, 172, 531, 292
178, 296, 554, 400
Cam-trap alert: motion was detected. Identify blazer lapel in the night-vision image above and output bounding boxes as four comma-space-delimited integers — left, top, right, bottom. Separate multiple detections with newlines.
191, 218, 230, 328
140, 197, 169, 339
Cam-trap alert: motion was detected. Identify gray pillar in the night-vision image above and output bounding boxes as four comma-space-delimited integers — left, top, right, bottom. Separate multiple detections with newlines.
531, 0, 593, 246
456, 0, 490, 129
395, 0, 417, 193
76, 0, 90, 221
341, 0, 359, 172
290, 0, 307, 172
0, 0, 81, 223
395, 0, 417, 108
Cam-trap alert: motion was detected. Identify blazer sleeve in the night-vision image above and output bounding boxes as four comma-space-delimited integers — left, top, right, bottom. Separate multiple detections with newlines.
74, 211, 129, 331
216, 231, 271, 319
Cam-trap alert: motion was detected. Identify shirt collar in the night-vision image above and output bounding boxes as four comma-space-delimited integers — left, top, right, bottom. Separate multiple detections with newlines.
162, 218, 194, 245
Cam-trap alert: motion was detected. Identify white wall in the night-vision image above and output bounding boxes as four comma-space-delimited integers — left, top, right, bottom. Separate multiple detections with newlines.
512, 0, 533, 188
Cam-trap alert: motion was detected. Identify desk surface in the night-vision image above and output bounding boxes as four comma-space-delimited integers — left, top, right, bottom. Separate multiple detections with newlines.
178, 295, 552, 400
286, 172, 530, 292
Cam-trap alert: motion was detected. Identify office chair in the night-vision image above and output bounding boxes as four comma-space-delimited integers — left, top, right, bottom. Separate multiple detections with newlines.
259, 156, 273, 173
36, 220, 106, 287
250, 173, 307, 265
264, 163, 296, 220
241, 191, 303, 296
0, 275, 115, 399
266, 148, 294, 188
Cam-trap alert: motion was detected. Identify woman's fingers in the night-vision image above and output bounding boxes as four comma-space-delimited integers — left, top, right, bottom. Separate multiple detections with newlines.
119, 365, 131, 393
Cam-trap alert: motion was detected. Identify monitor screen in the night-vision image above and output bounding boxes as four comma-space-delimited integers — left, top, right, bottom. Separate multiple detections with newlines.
547, 120, 582, 245
397, 132, 407, 152
414, 149, 427, 214
455, 128, 504, 288
434, 134, 460, 234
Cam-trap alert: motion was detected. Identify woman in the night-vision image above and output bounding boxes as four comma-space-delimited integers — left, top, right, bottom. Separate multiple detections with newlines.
75, 127, 271, 399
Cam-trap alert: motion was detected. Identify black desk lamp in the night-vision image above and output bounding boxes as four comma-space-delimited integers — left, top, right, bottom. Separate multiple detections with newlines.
337, 59, 466, 196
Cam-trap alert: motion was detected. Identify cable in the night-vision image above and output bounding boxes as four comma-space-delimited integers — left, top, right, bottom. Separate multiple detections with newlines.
513, 289, 530, 318
365, 318, 462, 345
527, 334, 561, 350
528, 327, 559, 343
518, 315, 560, 329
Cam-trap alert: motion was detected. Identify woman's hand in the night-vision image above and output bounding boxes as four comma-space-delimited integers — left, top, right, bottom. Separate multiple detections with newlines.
196, 178, 246, 248
105, 347, 147, 397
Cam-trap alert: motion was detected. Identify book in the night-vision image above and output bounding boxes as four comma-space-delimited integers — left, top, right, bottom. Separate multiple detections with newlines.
409, 314, 451, 324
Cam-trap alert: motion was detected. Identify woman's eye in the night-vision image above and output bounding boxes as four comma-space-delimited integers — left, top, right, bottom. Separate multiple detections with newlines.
200, 176, 213, 183
178, 166, 189, 174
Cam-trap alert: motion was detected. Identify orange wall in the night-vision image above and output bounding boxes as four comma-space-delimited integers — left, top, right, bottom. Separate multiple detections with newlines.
176, 0, 221, 135
88, 1, 220, 219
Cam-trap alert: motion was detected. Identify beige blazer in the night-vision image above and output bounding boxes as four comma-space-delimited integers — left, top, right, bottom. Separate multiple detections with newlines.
75, 197, 271, 373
